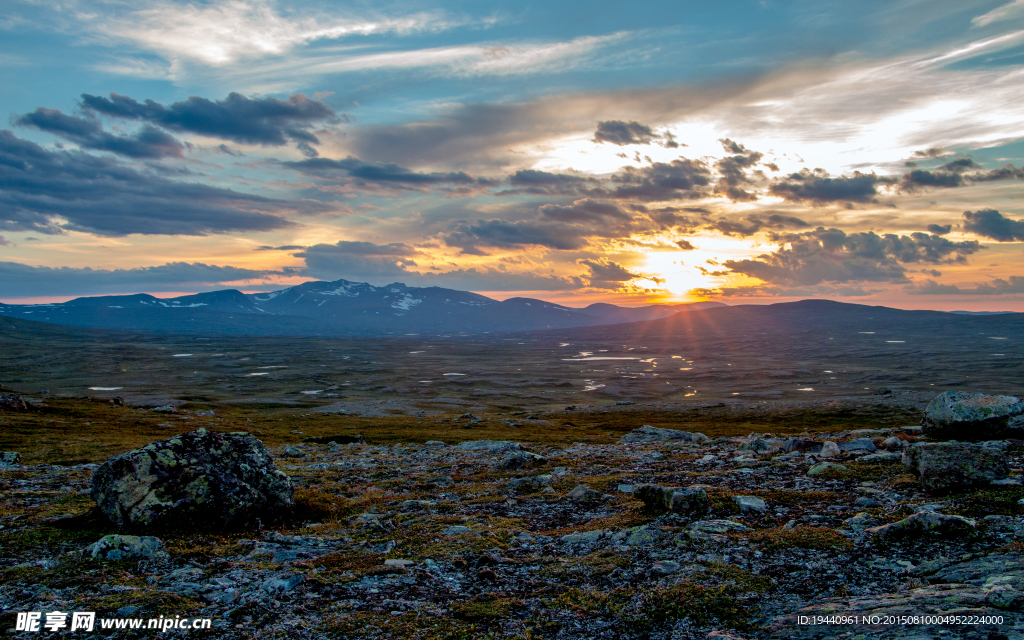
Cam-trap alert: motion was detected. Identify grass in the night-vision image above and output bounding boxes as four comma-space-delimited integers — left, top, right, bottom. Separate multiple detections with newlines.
949, 486, 1024, 518
745, 526, 853, 551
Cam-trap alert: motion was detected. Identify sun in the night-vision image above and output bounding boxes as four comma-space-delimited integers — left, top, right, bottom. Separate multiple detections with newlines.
636, 234, 774, 297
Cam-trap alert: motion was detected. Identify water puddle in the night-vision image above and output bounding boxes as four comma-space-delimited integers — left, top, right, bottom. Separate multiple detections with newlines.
301, 390, 323, 395
443, 373, 467, 376
409, 351, 425, 354
246, 373, 269, 377
886, 341, 905, 343
858, 332, 875, 334
582, 380, 605, 391
172, 354, 192, 357
88, 387, 123, 391
257, 366, 287, 369
797, 388, 814, 391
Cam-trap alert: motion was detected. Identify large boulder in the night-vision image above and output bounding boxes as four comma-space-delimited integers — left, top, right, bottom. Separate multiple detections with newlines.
903, 441, 1009, 493
91, 429, 294, 530
0, 394, 31, 411
922, 391, 1024, 440
618, 425, 709, 444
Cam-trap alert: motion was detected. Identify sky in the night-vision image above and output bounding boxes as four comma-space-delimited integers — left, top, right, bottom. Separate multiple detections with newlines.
2, 0, 1024, 309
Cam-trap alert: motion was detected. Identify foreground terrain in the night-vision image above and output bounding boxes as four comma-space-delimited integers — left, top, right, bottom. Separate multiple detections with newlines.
3, 396, 1024, 639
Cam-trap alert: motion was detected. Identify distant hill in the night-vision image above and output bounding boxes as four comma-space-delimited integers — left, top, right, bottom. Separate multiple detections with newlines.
0, 279, 725, 336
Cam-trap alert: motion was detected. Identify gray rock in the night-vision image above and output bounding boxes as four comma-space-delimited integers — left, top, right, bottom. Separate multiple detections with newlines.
807, 461, 847, 476
261, 573, 304, 594
635, 484, 675, 512
0, 452, 22, 467
839, 438, 877, 453
561, 529, 604, 545
671, 487, 710, 517
922, 390, 1024, 440
507, 474, 551, 493
866, 510, 976, 540
993, 477, 1023, 486
843, 512, 878, 531
881, 436, 905, 450
859, 452, 901, 462
85, 534, 167, 561
0, 394, 30, 411
688, 519, 752, 534
986, 585, 1024, 610
820, 441, 840, 458
424, 440, 445, 446
455, 440, 521, 452
91, 428, 294, 530
651, 560, 680, 575
442, 525, 474, 536
152, 405, 177, 414
618, 425, 708, 444
739, 438, 772, 453
623, 525, 659, 547
853, 496, 880, 507
566, 484, 604, 501
902, 441, 1009, 493
783, 438, 822, 453
733, 495, 767, 514
281, 445, 307, 458
498, 451, 546, 470
194, 410, 215, 417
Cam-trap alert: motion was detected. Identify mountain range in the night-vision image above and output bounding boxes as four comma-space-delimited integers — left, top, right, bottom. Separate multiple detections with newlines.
0, 279, 724, 336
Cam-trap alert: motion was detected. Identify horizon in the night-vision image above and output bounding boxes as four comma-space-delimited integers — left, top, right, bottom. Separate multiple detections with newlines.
2, 1, 1024, 310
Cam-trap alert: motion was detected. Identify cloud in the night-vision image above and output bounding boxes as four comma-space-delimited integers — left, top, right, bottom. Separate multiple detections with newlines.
972, 0, 1024, 27
0, 261, 272, 297
592, 120, 656, 145
912, 276, 1024, 295
446, 219, 591, 253
0, 236, 10, 246
89, 2, 476, 67
720, 228, 983, 288
675, 239, 696, 250
256, 245, 305, 251
963, 209, 1024, 241
579, 257, 647, 288
704, 213, 810, 237
769, 169, 891, 204
505, 169, 601, 196
927, 224, 952, 235
0, 129, 310, 236
80, 92, 336, 149
712, 139, 765, 202
899, 161, 1023, 191
292, 240, 579, 291
608, 158, 712, 201
280, 155, 492, 192
14, 107, 183, 159
539, 198, 630, 223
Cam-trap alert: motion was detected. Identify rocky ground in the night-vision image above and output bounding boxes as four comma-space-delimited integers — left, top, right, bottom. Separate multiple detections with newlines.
4, 408, 1024, 639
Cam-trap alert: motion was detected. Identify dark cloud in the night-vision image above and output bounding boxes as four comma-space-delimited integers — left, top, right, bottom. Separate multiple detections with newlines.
705, 213, 809, 237
912, 276, 1024, 295
0, 261, 271, 297
281, 155, 494, 193
927, 224, 952, 235
580, 257, 645, 288
14, 108, 183, 159
912, 147, 952, 158
899, 162, 1023, 191
505, 169, 600, 196
638, 205, 701, 230
0, 236, 11, 246
0, 129, 308, 236
256, 245, 305, 251
720, 227, 982, 287
609, 158, 712, 201
675, 239, 696, 250
539, 198, 629, 223
963, 209, 1024, 242
593, 120, 656, 146
769, 169, 890, 204
446, 219, 590, 254
713, 139, 764, 202
80, 92, 336, 150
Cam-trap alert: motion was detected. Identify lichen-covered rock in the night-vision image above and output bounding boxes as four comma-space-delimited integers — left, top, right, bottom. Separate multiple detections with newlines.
91, 429, 294, 530
567, 484, 604, 501
498, 451, 546, 470
866, 510, 976, 541
902, 441, 1009, 493
618, 425, 708, 444
635, 483, 675, 511
455, 440, 521, 452
85, 534, 167, 561
922, 391, 1024, 440
0, 452, 22, 467
839, 438, 877, 453
807, 461, 847, 476
671, 487, 710, 516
